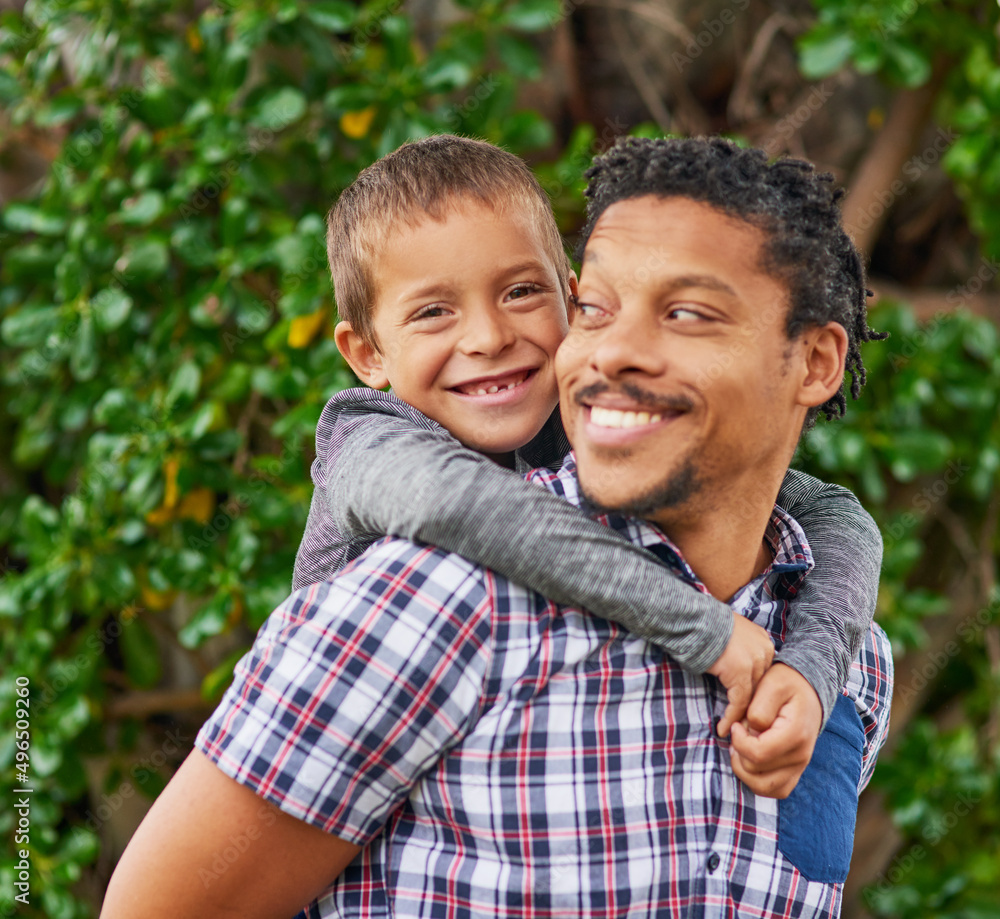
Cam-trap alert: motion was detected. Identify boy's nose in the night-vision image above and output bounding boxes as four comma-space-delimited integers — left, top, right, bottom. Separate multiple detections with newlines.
458, 306, 517, 357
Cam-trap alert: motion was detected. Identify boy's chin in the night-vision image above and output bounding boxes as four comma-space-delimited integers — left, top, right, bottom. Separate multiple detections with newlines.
466, 423, 553, 458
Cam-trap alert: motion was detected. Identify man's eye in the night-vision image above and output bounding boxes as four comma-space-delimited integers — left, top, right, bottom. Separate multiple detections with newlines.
576, 302, 608, 320
667, 306, 706, 322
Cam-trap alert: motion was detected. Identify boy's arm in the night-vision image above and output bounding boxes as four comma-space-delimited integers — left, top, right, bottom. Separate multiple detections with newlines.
321, 390, 772, 731
774, 467, 883, 726
100, 751, 360, 919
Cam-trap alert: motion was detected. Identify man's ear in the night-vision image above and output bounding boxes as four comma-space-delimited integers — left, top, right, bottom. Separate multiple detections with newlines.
796, 322, 849, 408
334, 320, 389, 390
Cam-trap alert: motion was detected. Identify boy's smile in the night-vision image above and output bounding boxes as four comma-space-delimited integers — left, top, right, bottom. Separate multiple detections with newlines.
336, 198, 572, 461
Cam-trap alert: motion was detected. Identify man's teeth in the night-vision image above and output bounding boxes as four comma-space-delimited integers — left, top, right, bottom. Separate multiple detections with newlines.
590, 406, 664, 428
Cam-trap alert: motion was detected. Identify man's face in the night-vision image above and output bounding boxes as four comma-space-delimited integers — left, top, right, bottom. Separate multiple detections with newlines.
556, 195, 809, 526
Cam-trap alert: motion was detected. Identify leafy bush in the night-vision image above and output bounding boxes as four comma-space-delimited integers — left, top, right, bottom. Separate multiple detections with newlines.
801, 302, 1000, 918
1, 0, 998, 916
0, 0, 563, 913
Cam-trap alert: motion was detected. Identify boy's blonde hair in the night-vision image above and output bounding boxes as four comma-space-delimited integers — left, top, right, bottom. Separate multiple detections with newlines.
326, 134, 571, 349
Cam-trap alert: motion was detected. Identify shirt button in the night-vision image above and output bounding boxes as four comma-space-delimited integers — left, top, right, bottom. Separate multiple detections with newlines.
707, 852, 721, 873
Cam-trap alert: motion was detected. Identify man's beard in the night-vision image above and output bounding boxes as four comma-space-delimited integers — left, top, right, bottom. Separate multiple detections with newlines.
580, 456, 703, 519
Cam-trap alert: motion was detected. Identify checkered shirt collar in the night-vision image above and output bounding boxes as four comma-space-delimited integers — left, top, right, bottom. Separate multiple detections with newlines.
531, 452, 814, 595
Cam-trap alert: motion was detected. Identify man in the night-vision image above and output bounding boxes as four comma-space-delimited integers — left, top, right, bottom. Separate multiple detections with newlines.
101, 137, 892, 918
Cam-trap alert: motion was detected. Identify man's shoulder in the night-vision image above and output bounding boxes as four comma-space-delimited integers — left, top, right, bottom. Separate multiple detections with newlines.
255, 538, 496, 688
322, 535, 494, 620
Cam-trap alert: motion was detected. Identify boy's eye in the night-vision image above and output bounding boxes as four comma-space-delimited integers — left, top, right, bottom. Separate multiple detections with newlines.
412, 305, 449, 321
506, 283, 542, 301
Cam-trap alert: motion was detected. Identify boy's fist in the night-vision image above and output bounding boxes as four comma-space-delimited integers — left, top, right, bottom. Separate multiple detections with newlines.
707, 613, 775, 739
728, 663, 823, 799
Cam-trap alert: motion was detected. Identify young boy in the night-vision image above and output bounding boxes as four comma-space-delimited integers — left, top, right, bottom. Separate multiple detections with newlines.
293, 134, 881, 745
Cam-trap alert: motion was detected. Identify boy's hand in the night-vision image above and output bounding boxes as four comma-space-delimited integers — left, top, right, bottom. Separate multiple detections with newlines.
708, 613, 775, 738
728, 663, 823, 799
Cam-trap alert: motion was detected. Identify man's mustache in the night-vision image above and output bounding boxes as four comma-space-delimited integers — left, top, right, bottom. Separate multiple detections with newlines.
574, 381, 694, 414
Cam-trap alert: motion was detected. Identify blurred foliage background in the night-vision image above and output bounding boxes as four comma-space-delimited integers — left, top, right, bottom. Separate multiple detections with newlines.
1, 0, 999, 916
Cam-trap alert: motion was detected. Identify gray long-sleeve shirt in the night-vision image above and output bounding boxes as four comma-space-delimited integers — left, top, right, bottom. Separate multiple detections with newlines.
293, 388, 882, 726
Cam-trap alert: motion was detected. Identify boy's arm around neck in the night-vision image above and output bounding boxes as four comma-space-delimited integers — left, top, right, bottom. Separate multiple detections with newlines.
775, 467, 883, 728
321, 388, 735, 673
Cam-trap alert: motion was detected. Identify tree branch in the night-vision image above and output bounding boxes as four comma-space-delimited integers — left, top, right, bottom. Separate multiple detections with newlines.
105, 688, 212, 719
841, 59, 950, 256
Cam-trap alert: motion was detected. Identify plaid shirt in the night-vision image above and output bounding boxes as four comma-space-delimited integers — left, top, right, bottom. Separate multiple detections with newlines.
197, 456, 893, 918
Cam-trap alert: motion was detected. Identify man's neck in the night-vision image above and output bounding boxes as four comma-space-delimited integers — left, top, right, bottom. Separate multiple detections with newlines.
647, 475, 784, 602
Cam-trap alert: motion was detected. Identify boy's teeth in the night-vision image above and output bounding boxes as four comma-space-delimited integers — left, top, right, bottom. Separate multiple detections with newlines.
460, 373, 528, 396
590, 406, 664, 428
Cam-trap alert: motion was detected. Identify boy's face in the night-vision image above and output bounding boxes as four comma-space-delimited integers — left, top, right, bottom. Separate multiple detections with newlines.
340, 199, 571, 458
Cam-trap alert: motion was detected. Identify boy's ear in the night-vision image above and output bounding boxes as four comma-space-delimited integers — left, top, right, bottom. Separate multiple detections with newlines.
795, 321, 849, 409
566, 272, 579, 321
334, 320, 389, 390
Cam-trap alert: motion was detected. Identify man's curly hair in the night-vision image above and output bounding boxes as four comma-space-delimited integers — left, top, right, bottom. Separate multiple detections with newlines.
578, 136, 887, 424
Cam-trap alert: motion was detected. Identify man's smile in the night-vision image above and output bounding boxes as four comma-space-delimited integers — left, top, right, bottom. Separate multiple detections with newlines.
572, 379, 693, 443
589, 406, 665, 428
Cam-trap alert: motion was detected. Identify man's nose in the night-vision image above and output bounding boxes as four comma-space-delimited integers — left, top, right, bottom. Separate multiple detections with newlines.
458, 304, 517, 357
587, 308, 666, 379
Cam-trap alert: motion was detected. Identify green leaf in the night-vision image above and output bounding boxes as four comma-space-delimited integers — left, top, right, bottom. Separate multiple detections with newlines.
180, 401, 218, 439
501, 0, 562, 32
3, 202, 67, 235
118, 190, 165, 226
117, 238, 170, 281
496, 33, 541, 80
886, 430, 953, 480
277, 0, 299, 22
324, 84, 378, 113
92, 288, 133, 332
93, 388, 132, 425
179, 592, 233, 648
201, 647, 246, 701
166, 360, 202, 408
52, 694, 91, 739
220, 196, 252, 247
1, 304, 61, 347
251, 87, 307, 130
885, 40, 932, 88
423, 55, 473, 94
14, 417, 56, 468
500, 109, 554, 150
944, 134, 994, 181
34, 91, 84, 127
798, 30, 854, 80
119, 617, 163, 689
226, 517, 260, 574
93, 554, 137, 604
381, 16, 414, 70
69, 313, 98, 381
304, 0, 356, 31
